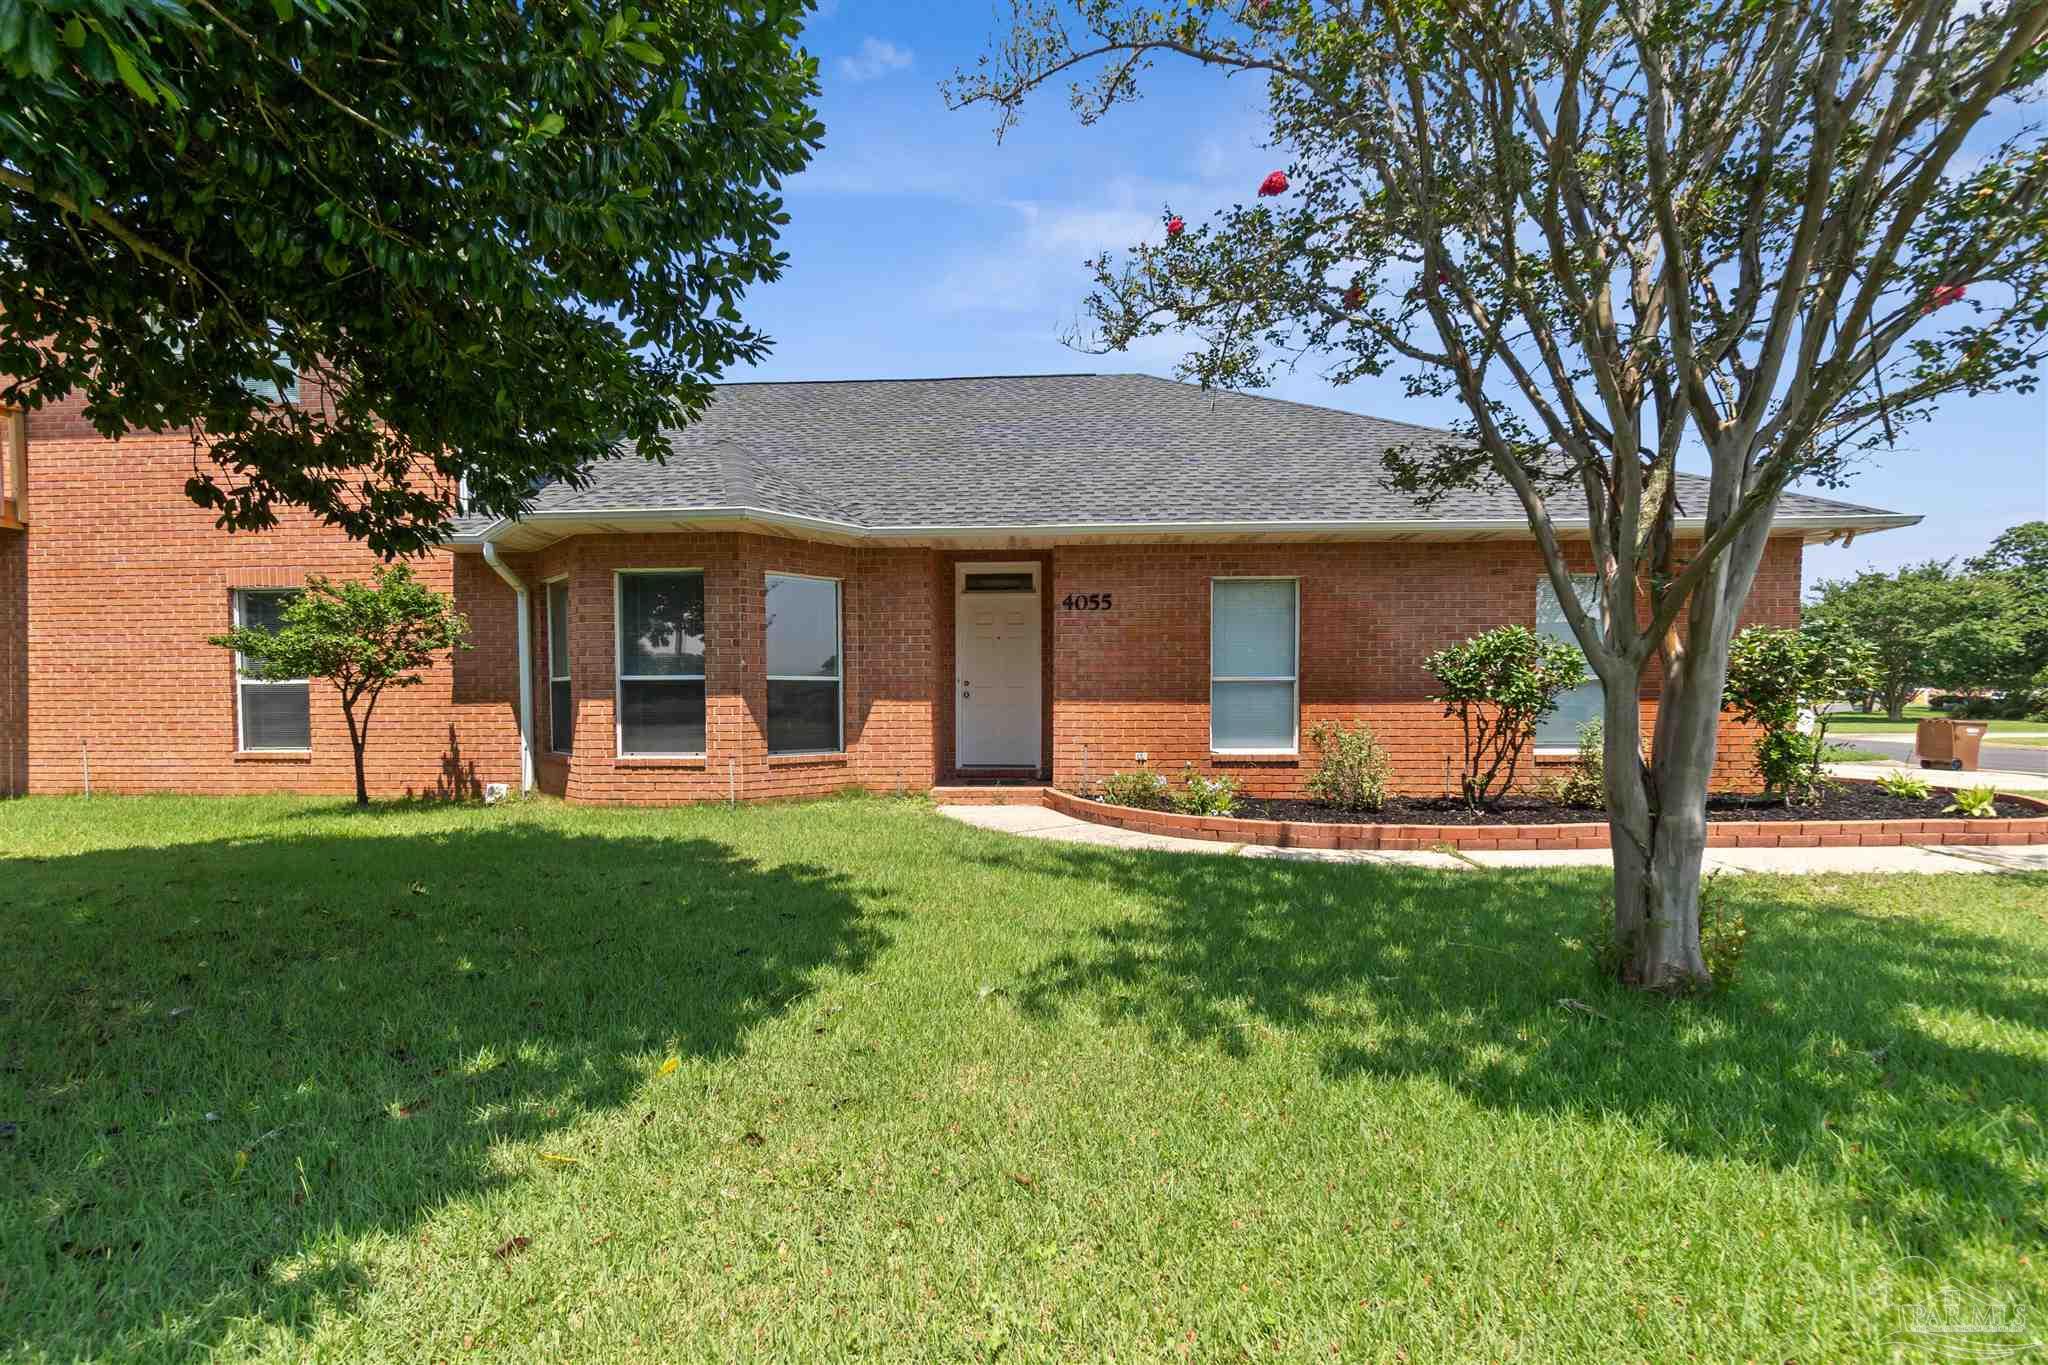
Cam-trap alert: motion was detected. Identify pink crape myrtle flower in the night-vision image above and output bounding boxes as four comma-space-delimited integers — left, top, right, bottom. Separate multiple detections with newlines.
1923, 282, 1966, 315
1257, 170, 1289, 197
1165, 215, 1185, 238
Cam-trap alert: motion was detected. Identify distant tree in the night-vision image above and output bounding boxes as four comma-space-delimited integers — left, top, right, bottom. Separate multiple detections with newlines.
952, 0, 2048, 992
1, 0, 823, 555
1805, 563, 1959, 719
210, 566, 468, 805
1965, 521, 2048, 695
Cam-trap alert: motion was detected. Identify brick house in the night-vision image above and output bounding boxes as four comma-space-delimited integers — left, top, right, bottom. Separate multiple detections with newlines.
0, 374, 1914, 803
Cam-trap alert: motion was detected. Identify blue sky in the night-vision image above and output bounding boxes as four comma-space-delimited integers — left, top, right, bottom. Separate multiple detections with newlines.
736, 3, 2048, 591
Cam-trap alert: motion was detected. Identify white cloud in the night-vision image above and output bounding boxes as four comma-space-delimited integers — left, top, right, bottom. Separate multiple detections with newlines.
837, 37, 912, 83
922, 194, 1167, 318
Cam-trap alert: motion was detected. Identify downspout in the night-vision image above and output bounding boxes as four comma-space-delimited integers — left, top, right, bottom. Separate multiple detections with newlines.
481, 541, 536, 793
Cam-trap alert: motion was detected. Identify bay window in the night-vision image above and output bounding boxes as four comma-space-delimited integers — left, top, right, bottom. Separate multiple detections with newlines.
546, 579, 572, 754
765, 573, 842, 754
616, 571, 705, 756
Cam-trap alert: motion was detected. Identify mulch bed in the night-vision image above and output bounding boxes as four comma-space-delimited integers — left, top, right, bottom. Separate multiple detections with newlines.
1152, 782, 2045, 828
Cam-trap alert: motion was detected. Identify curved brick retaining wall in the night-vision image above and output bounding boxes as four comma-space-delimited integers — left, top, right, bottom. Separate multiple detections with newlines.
1042, 788, 2048, 852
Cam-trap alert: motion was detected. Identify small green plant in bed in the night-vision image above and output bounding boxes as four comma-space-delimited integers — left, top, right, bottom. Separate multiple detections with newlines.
1170, 765, 1240, 816
1943, 783, 2000, 818
1533, 717, 1605, 809
1875, 770, 1932, 800
1096, 768, 1169, 808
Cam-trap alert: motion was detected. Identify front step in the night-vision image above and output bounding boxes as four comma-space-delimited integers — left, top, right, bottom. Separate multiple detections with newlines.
930, 784, 1051, 807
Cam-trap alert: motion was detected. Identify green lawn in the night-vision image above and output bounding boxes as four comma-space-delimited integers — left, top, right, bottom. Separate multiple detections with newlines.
1822, 704, 2043, 737
3, 795, 2044, 1361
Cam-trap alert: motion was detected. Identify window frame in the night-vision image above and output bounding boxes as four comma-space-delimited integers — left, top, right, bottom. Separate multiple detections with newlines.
232, 587, 311, 754
764, 571, 844, 756
544, 576, 572, 755
613, 568, 708, 758
1533, 573, 1605, 753
1208, 576, 1301, 756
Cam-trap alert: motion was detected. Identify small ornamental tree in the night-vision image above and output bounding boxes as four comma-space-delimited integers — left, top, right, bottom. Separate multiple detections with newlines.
1425, 626, 1587, 809
1724, 624, 1880, 805
210, 565, 468, 805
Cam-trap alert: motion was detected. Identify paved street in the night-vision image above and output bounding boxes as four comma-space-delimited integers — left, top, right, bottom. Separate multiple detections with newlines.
1847, 732, 2048, 776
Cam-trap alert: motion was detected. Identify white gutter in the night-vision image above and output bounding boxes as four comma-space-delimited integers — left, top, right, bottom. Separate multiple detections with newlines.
481, 542, 535, 794
451, 505, 1921, 547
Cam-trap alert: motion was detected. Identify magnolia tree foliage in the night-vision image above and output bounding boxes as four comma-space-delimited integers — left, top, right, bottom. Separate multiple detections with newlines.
950, 0, 2048, 992
1723, 622, 1880, 803
1, 0, 823, 555
210, 565, 468, 804
1424, 626, 1587, 809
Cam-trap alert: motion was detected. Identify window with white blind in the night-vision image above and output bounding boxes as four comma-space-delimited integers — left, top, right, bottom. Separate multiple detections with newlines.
1535, 574, 1604, 748
765, 573, 842, 754
615, 571, 706, 756
546, 580, 572, 754
1210, 578, 1299, 753
233, 589, 310, 751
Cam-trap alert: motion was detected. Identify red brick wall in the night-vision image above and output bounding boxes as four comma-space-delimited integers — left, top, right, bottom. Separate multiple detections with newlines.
14, 394, 523, 798
0, 528, 24, 795
524, 532, 941, 805
4, 386, 1809, 805
1048, 538, 1803, 798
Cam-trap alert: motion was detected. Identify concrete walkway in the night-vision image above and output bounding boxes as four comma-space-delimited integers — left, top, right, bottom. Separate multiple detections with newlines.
938, 802, 2048, 875
1827, 755, 2048, 788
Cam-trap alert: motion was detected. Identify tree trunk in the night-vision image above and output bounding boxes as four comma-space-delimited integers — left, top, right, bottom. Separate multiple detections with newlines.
342, 700, 369, 807
1601, 665, 1716, 994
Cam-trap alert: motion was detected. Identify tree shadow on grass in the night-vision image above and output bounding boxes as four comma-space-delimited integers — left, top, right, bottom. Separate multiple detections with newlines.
0, 822, 890, 1359
978, 841, 2048, 1271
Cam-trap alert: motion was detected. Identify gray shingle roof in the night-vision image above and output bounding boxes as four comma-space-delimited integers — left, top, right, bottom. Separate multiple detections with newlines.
452, 373, 1909, 538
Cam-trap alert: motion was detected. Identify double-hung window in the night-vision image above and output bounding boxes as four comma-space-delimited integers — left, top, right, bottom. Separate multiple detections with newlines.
1210, 578, 1299, 753
616, 571, 706, 756
765, 574, 843, 754
233, 589, 310, 751
1535, 574, 1604, 748
546, 580, 572, 754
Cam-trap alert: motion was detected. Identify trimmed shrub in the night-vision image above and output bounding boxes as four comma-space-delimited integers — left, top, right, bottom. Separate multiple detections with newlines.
1303, 720, 1392, 812
1425, 625, 1589, 810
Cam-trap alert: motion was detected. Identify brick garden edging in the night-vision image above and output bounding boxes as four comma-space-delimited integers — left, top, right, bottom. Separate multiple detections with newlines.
1042, 787, 2048, 852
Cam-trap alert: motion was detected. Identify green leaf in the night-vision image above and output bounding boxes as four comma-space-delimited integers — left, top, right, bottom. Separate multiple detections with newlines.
108, 41, 158, 106
533, 111, 565, 138
272, 0, 294, 21
619, 40, 662, 64
60, 16, 84, 48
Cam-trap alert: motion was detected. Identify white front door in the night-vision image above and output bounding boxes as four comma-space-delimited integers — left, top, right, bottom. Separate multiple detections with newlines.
956, 563, 1042, 769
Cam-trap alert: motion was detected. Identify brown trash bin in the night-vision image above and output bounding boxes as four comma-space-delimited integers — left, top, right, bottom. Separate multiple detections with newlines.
1918, 718, 1989, 771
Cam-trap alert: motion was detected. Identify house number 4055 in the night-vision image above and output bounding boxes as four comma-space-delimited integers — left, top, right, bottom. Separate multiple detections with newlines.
1061, 593, 1114, 611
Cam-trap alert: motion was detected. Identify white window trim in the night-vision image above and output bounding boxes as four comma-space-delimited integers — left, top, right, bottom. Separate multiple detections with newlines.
614, 568, 708, 758
233, 588, 310, 754
1209, 576, 1301, 756
544, 575, 572, 755
1533, 573, 1605, 754
764, 571, 845, 756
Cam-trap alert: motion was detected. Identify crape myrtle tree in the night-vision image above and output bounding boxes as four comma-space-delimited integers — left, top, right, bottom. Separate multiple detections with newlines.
1, 0, 823, 556
948, 0, 2048, 991
209, 565, 468, 806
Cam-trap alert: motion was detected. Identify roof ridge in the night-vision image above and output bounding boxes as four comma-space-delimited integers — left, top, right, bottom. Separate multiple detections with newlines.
1118, 372, 1464, 440
716, 372, 1104, 387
